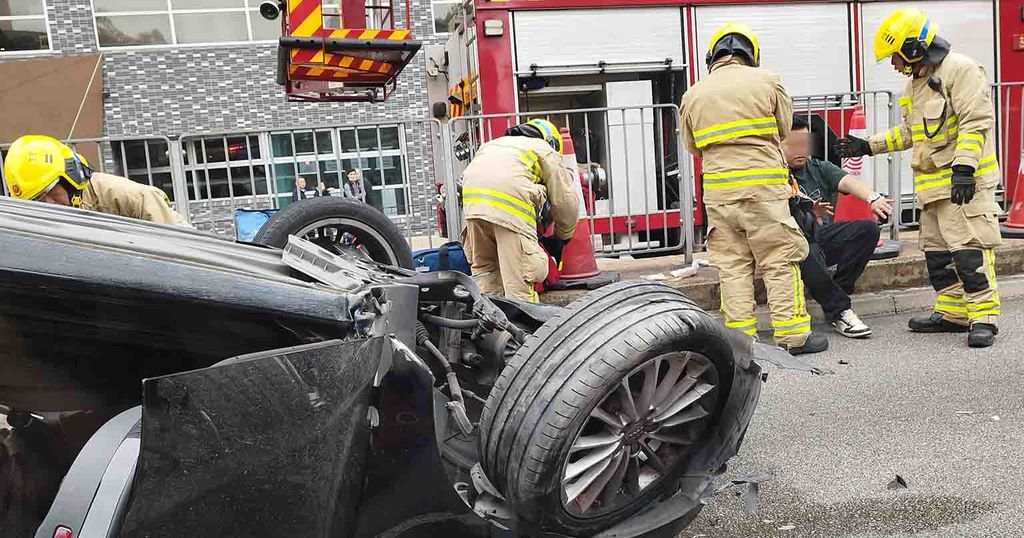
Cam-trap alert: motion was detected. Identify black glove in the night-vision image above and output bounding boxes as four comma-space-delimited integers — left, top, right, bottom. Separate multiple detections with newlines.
837, 135, 873, 158
950, 165, 976, 205
540, 235, 569, 265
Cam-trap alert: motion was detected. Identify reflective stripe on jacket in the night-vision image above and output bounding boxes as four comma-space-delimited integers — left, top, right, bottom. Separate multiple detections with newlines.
680, 56, 794, 204
460, 135, 579, 240
869, 52, 1000, 205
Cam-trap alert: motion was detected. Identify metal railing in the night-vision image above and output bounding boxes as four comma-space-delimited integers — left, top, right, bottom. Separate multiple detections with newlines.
790, 90, 902, 238
447, 104, 694, 261
993, 82, 1024, 213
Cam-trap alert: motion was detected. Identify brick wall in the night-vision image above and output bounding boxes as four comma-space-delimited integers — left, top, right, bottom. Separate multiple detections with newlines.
11, 0, 448, 240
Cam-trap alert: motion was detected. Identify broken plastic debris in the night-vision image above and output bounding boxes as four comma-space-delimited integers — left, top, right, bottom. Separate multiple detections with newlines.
838, 359, 850, 365
991, 415, 1000, 421
887, 474, 908, 490
644, 273, 668, 281
956, 411, 973, 416
778, 525, 796, 531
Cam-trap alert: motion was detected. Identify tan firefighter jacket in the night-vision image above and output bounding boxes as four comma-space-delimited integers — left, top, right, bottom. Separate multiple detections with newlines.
81, 172, 186, 225
868, 52, 1000, 207
680, 56, 794, 204
461, 135, 579, 240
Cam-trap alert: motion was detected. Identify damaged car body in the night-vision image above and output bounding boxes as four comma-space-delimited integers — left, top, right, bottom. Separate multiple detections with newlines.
0, 198, 815, 538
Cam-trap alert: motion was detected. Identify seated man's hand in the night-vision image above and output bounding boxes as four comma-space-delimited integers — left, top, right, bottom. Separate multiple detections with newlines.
870, 196, 894, 220
812, 200, 834, 220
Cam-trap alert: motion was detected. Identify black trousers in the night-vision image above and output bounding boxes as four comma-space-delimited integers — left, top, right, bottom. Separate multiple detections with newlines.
800, 220, 880, 321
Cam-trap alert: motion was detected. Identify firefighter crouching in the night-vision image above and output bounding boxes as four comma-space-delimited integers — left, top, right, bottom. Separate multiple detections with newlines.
3, 135, 186, 226
681, 23, 827, 355
839, 9, 1001, 348
460, 119, 580, 302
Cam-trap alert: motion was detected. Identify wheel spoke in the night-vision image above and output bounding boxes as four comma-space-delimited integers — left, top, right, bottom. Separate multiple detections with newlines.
618, 380, 639, 420
591, 406, 625, 431
571, 450, 624, 513
565, 441, 622, 482
647, 431, 695, 445
660, 404, 710, 428
639, 441, 667, 474
636, 359, 660, 412
652, 382, 714, 423
651, 355, 689, 409
625, 455, 641, 495
571, 432, 623, 453
599, 447, 630, 506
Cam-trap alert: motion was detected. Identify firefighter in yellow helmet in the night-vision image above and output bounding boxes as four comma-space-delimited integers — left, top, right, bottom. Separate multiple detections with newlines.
460, 119, 580, 302
3, 135, 185, 226
838, 9, 1001, 347
681, 23, 826, 355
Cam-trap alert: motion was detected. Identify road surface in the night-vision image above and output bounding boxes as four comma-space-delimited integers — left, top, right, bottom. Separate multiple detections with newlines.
681, 298, 1024, 538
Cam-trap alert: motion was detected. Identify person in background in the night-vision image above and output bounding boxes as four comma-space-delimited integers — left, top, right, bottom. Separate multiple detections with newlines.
680, 23, 825, 355
460, 118, 579, 302
344, 169, 366, 203
785, 114, 893, 338
838, 8, 1002, 348
314, 180, 329, 197
293, 177, 309, 201
3, 134, 185, 226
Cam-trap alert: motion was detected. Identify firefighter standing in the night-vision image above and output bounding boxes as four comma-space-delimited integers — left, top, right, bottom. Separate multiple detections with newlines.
3, 135, 185, 226
839, 9, 1001, 347
460, 119, 580, 302
681, 23, 827, 355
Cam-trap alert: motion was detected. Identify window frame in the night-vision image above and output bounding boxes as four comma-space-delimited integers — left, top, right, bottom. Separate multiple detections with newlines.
91, 0, 278, 50
0, 0, 53, 56
430, 0, 459, 36
182, 134, 270, 201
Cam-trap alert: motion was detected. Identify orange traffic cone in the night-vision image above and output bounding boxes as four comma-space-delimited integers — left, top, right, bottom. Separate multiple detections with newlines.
836, 104, 885, 249
1002, 160, 1024, 238
558, 128, 600, 279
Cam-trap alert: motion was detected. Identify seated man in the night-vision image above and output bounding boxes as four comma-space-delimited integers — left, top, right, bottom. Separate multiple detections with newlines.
784, 115, 893, 338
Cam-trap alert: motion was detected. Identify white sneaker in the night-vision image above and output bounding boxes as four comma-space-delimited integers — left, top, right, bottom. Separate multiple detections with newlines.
833, 309, 872, 338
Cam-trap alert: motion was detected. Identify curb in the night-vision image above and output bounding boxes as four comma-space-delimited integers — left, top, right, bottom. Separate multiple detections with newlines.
717, 274, 1024, 330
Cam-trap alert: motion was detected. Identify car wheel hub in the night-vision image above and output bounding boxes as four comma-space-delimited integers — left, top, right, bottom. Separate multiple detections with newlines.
560, 351, 719, 517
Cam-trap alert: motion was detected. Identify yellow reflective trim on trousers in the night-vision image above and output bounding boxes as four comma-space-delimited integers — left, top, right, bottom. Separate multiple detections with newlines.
703, 168, 790, 190
937, 294, 965, 304
985, 249, 998, 292
774, 318, 811, 336
773, 314, 811, 329
791, 264, 805, 317
936, 301, 968, 313
528, 284, 540, 304
726, 319, 758, 336
693, 116, 778, 148
967, 301, 1000, 311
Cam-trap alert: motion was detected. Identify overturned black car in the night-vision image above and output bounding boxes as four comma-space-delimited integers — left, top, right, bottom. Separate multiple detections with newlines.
0, 197, 806, 538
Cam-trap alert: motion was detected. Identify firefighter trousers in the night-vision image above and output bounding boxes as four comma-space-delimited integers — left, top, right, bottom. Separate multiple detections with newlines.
706, 200, 811, 347
462, 218, 548, 303
919, 192, 1002, 327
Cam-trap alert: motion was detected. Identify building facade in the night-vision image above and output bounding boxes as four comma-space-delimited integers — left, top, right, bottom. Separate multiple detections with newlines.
0, 0, 458, 237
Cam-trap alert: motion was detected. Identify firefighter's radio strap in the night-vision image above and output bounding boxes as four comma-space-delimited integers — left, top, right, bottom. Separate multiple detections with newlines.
922, 76, 949, 140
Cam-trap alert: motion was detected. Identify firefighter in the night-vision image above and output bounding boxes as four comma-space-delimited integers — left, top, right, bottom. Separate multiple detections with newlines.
839, 9, 1001, 348
3, 135, 185, 226
681, 23, 827, 355
460, 119, 579, 302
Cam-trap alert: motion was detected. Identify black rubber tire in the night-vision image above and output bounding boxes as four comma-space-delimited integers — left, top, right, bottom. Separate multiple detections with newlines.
253, 197, 414, 269
478, 281, 735, 536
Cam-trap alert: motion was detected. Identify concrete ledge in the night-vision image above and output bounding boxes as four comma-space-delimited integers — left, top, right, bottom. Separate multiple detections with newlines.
541, 241, 1024, 314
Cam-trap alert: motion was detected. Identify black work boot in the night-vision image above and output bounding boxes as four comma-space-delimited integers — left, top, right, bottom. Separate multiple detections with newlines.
968, 323, 998, 348
908, 312, 969, 333
785, 332, 829, 356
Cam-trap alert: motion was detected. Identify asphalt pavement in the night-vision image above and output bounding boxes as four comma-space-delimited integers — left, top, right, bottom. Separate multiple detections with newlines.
681, 299, 1024, 538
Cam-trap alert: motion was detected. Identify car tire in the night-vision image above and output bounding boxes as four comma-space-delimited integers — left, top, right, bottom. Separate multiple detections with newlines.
478, 281, 734, 536
253, 197, 414, 269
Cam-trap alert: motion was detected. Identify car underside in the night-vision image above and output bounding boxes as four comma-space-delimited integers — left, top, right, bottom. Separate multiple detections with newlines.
0, 197, 813, 538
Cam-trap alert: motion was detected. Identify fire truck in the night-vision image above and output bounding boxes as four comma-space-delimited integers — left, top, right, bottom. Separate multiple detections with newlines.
425, 0, 1024, 247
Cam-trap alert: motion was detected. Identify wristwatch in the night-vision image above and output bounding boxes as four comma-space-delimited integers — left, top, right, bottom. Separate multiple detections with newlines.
867, 192, 883, 204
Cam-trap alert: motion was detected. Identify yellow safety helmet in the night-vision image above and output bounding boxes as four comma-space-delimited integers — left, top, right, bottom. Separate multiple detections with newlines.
874, 8, 936, 69
707, 22, 760, 68
3, 135, 92, 207
525, 118, 563, 154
